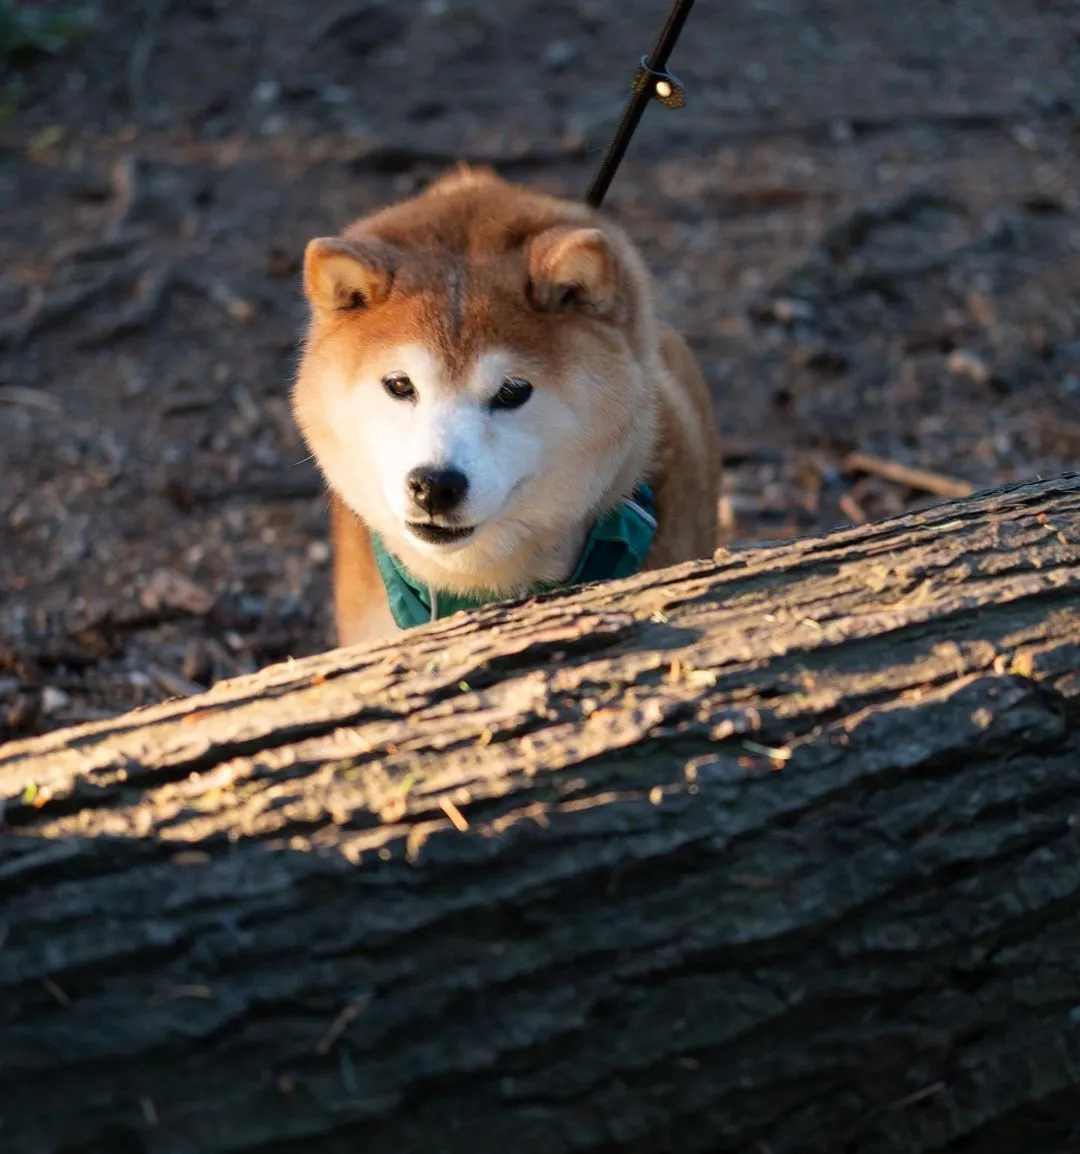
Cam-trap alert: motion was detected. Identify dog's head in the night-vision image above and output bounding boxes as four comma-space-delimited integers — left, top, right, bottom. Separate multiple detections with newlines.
292, 167, 661, 595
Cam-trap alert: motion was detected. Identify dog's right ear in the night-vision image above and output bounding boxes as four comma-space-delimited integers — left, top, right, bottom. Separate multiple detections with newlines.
304, 236, 396, 313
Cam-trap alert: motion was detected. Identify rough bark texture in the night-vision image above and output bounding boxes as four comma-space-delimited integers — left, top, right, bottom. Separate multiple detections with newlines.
2, 475, 1080, 1154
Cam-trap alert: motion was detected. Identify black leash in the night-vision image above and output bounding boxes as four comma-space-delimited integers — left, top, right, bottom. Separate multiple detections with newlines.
585, 0, 696, 209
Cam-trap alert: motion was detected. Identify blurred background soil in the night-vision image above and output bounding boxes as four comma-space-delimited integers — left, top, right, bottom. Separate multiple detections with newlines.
2, 0, 1079, 739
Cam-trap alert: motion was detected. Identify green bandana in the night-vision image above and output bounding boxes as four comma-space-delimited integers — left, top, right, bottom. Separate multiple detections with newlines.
370, 484, 657, 630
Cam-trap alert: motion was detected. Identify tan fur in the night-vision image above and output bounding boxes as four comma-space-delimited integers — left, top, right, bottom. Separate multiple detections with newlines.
328, 495, 395, 645
292, 167, 722, 648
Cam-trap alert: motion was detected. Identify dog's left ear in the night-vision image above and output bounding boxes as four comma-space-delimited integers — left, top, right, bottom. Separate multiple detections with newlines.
527, 227, 619, 318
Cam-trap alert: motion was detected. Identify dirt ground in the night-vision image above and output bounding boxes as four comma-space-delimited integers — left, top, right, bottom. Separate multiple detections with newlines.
2, 0, 1079, 741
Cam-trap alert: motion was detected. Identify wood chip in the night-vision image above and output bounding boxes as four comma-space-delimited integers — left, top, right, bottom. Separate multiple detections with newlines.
966, 290, 997, 328
139, 569, 217, 616
946, 348, 990, 385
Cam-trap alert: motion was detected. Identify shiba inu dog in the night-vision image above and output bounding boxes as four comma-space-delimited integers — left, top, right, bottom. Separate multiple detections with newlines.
292, 165, 721, 647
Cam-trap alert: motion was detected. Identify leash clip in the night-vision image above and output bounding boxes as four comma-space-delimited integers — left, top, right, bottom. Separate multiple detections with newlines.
632, 56, 686, 109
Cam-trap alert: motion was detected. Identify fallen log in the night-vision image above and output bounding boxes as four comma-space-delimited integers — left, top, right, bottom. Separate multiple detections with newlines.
2, 474, 1080, 1154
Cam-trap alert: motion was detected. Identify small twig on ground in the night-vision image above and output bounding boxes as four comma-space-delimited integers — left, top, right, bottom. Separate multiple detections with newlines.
63, 258, 255, 350
204, 638, 248, 679
315, 993, 370, 1056
128, 0, 171, 128
838, 491, 868, 525
0, 260, 144, 351
161, 391, 217, 417
843, 451, 975, 499
51, 237, 135, 265
888, 1082, 946, 1111
104, 154, 149, 239
175, 268, 256, 324
41, 978, 71, 1007
439, 797, 470, 832
0, 387, 64, 416
77, 262, 175, 348
305, 2, 379, 49
146, 664, 205, 699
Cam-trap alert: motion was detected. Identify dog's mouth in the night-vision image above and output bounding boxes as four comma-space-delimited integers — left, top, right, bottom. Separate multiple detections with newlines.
406, 522, 476, 545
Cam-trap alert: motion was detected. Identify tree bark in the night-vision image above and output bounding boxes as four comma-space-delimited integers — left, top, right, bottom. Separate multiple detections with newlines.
2, 474, 1080, 1154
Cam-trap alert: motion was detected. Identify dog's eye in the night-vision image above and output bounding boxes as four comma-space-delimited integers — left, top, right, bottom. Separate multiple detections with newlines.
383, 373, 417, 402
491, 377, 533, 411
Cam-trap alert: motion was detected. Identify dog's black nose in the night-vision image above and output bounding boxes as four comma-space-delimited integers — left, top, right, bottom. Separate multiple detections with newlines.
406, 466, 469, 515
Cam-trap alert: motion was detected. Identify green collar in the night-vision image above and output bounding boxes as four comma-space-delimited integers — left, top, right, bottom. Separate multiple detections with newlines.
371, 484, 657, 630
